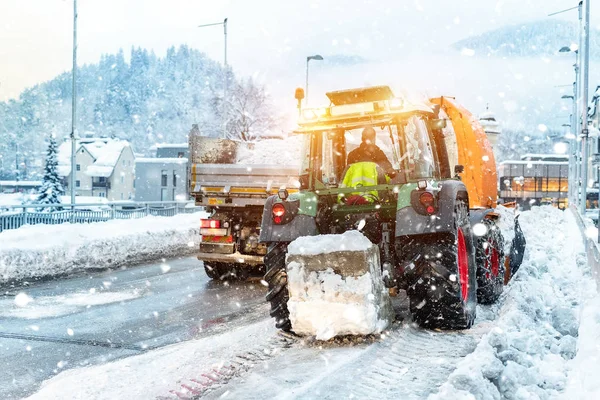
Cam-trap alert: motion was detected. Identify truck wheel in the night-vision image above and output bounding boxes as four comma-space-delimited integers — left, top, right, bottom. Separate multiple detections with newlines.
264, 242, 292, 332
408, 199, 478, 330
475, 220, 505, 304
204, 263, 224, 280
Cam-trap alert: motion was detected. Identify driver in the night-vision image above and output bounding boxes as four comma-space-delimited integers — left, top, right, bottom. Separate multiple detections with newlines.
347, 126, 397, 178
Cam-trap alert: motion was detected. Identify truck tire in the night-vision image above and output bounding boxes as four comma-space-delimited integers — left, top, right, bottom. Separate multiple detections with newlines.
475, 220, 505, 304
407, 199, 478, 330
204, 263, 225, 280
264, 242, 292, 332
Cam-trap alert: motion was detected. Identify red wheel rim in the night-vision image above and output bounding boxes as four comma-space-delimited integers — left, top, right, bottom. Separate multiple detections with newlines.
486, 241, 500, 277
457, 227, 469, 302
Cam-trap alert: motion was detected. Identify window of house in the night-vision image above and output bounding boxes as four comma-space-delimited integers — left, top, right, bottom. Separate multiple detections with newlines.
177, 152, 184, 158
98, 192, 105, 198
120, 193, 123, 200
120, 176, 124, 184
122, 160, 125, 166
161, 170, 168, 186
161, 188, 167, 201
173, 171, 177, 187
172, 188, 176, 200
99, 176, 106, 183
76, 164, 80, 171
76, 180, 80, 187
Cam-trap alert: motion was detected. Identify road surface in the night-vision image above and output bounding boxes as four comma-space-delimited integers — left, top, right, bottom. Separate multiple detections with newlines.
0, 257, 267, 399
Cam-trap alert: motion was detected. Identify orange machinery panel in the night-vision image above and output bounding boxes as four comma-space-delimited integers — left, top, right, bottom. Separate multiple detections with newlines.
430, 97, 497, 209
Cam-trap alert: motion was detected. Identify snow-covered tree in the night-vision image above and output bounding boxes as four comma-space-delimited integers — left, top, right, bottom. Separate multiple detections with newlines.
220, 78, 280, 142
36, 136, 64, 210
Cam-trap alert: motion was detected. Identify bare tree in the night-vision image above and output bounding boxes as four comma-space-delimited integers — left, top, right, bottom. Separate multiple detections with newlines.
223, 78, 280, 141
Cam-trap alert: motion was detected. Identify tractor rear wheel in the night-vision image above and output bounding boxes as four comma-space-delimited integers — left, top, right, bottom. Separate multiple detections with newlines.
475, 219, 505, 304
264, 242, 292, 332
407, 199, 478, 330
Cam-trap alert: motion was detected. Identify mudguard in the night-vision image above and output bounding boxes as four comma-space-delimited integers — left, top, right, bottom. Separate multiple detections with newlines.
509, 215, 526, 277
259, 195, 318, 243
395, 180, 469, 237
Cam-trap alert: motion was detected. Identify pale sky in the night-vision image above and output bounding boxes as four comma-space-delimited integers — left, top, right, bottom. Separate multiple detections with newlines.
0, 0, 589, 102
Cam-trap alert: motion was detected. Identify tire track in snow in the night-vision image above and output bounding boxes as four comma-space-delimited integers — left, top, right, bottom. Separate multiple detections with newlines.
204, 319, 485, 400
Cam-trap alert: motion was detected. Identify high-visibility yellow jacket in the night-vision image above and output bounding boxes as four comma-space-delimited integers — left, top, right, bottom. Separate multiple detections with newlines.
338, 162, 386, 203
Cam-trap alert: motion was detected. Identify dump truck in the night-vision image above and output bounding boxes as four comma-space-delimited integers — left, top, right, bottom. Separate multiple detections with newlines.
260, 86, 526, 333
189, 130, 299, 280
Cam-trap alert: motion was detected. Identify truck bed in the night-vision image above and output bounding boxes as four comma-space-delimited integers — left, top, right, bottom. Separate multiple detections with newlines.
190, 163, 299, 207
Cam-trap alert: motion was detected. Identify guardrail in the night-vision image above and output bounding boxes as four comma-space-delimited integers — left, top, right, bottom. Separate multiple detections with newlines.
0, 201, 203, 233
571, 205, 600, 289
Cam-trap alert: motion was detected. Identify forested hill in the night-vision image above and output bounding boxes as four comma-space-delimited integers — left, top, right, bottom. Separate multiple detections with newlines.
0, 45, 228, 166
452, 19, 600, 58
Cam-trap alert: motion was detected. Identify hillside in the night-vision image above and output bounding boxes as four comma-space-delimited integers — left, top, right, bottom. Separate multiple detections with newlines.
452, 19, 600, 58
0, 46, 229, 179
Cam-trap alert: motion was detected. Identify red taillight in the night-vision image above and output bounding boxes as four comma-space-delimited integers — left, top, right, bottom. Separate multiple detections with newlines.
200, 219, 221, 229
272, 203, 285, 224
419, 192, 436, 214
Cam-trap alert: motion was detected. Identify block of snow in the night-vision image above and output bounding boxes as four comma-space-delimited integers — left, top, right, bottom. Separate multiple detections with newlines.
286, 232, 393, 340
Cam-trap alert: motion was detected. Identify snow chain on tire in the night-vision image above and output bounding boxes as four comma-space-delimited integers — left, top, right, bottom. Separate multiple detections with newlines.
407, 199, 478, 330
264, 242, 292, 332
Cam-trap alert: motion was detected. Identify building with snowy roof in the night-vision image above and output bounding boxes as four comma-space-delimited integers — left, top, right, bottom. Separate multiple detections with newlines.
57, 138, 135, 201
479, 106, 501, 150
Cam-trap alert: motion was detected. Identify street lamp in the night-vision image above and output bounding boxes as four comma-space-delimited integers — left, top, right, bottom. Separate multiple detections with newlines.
305, 55, 323, 107
198, 18, 228, 138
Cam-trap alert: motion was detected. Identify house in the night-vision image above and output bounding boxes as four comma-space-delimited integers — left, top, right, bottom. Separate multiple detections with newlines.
134, 157, 188, 201
57, 137, 135, 201
153, 143, 188, 159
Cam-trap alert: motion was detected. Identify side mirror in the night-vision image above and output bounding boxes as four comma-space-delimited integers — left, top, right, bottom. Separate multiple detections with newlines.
431, 119, 447, 130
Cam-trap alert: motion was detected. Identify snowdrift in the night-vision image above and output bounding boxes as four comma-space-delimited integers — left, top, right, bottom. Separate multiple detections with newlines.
430, 206, 590, 400
0, 212, 206, 284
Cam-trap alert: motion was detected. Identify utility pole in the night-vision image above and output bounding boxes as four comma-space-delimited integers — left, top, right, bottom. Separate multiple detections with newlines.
70, 0, 78, 208
198, 18, 228, 138
580, 0, 590, 214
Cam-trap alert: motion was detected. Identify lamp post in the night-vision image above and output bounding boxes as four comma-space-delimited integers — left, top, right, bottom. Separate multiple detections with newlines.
562, 94, 576, 202
305, 55, 323, 107
559, 46, 579, 206
198, 18, 228, 138
580, 0, 590, 214
70, 0, 78, 208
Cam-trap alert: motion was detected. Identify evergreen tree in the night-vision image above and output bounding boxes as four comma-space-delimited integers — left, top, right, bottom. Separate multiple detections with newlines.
36, 136, 65, 210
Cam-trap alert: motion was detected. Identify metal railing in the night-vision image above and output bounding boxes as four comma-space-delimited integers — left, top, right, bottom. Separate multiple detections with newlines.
0, 201, 203, 233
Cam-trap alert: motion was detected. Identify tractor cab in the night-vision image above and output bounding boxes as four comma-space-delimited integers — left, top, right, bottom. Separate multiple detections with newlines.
294, 86, 450, 214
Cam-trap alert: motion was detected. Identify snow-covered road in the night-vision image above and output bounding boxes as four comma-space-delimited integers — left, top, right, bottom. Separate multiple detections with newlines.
16, 206, 596, 400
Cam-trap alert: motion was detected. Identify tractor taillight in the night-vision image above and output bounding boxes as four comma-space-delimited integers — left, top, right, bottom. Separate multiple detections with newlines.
419, 192, 436, 214
272, 203, 285, 224
201, 219, 221, 229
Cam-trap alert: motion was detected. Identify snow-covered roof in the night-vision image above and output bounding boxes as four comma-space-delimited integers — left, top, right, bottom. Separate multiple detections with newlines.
154, 143, 188, 149
58, 138, 131, 178
0, 180, 42, 187
519, 153, 568, 162
136, 158, 188, 164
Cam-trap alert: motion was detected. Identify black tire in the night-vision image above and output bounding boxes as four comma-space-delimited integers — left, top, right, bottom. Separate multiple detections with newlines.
204, 263, 223, 280
264, 242, 292, 332
407, 199, 478, 330
475, 219, 505, 304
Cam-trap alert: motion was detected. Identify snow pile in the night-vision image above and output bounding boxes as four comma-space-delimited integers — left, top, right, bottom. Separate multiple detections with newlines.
0, 212, 205, 284
495, 204, 517, 254
236, 136, 303, 166
562, 295, 600, 399
286, 231, 393, 340
430, 206, 589, 400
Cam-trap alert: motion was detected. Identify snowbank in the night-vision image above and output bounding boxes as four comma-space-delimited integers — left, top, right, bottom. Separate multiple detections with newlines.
430, 206, 590, 400
0, 212, 206, 284
562, 294, 600, 399
286, 231, 393, 340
